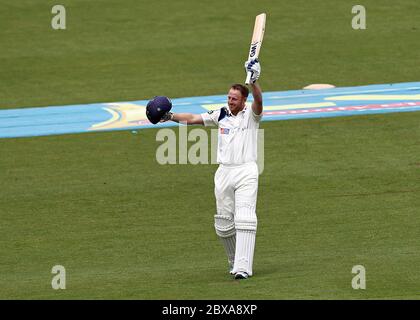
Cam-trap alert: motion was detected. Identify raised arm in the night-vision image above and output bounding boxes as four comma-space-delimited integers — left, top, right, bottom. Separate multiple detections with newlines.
249, 82, 263, 115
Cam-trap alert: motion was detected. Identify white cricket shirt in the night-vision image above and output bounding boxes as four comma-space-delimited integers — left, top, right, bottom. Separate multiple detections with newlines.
201, 106, 262, 165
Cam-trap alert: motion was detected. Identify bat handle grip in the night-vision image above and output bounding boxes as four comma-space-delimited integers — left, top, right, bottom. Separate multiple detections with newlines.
245, 71, 252, 85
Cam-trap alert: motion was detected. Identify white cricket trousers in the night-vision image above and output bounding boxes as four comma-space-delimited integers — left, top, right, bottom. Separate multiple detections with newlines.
214, 161, 259, 276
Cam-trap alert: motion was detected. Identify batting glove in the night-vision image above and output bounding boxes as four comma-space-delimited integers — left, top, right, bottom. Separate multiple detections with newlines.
244, 58, 261, 83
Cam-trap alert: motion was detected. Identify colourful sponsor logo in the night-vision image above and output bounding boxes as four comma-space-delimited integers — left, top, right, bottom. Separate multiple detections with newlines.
263, 101, 420, 116
220, 128, 230, 134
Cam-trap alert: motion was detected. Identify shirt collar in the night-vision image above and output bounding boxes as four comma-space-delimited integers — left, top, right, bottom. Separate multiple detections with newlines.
227, 105, 246, 116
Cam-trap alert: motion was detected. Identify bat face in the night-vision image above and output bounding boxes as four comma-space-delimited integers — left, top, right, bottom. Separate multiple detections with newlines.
245, 13, 266, 84
248, 13, 266, 59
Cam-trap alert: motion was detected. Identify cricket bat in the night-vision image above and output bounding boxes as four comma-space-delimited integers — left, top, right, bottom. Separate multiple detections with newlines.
245, 13, 266, 85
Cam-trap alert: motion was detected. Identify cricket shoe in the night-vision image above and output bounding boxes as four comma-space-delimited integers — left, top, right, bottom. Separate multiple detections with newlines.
234, 271, 249, 280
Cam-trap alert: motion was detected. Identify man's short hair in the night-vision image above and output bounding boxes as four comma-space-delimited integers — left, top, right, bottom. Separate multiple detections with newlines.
230, 84, 249, 98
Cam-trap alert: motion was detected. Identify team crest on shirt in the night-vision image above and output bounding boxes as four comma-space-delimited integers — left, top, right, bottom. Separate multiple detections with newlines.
220, 127, 230, 134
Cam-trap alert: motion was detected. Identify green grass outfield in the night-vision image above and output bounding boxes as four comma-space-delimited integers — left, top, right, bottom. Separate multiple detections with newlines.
0, 114, 419, 299
0, 0, 420, 299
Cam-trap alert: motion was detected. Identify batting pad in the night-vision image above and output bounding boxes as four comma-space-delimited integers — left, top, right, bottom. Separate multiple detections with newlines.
235, 205, 257, 231
214, 215, 236, 266
232, 205, 257, 276
214, 214, 236, 238
233, 230, 256, 276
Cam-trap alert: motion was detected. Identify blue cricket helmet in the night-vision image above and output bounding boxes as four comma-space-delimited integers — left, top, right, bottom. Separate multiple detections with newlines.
146, 96, 172, 124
